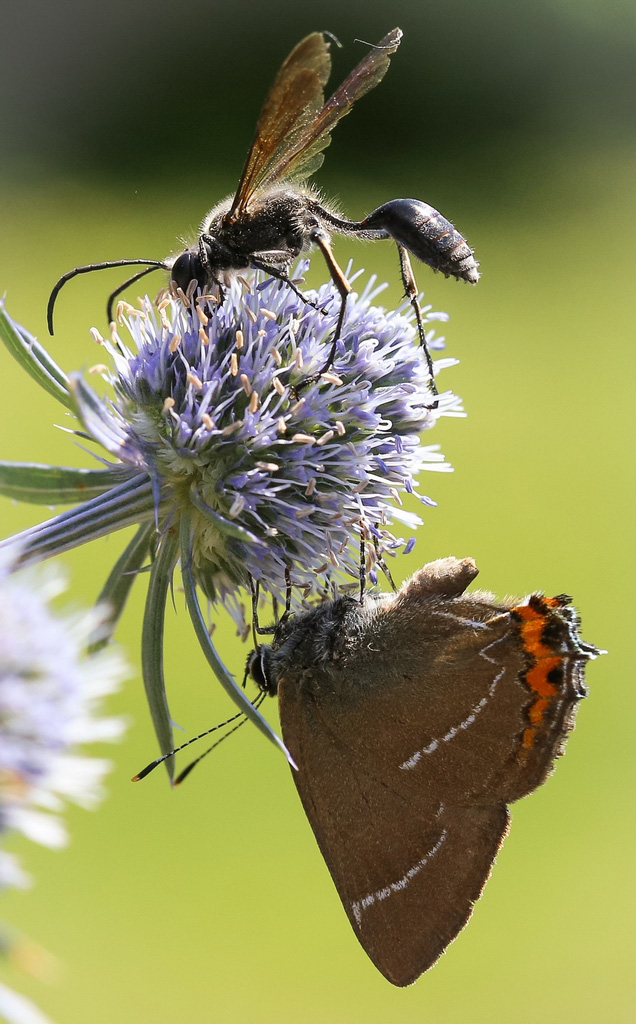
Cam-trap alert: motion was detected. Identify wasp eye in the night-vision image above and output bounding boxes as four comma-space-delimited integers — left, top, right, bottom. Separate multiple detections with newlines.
171, 250, 205, 292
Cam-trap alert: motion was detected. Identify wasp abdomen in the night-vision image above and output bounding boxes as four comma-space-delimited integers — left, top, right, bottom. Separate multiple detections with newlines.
361, 198, 479, 284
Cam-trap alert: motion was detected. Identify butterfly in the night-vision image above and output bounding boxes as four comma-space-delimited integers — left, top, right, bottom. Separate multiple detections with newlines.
248, 556, 600, 985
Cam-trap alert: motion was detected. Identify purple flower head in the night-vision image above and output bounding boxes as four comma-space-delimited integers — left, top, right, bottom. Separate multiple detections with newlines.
0, 262, 462, 772
0, 549, 127, 856
0, 550, 127, 1024
103, 264, 461, 601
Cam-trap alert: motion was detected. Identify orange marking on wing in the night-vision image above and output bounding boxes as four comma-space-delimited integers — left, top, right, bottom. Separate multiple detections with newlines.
528, 695, 551, 725
521, 726, 535, 750
526, 657, 561, 698
513, 598, 564, 750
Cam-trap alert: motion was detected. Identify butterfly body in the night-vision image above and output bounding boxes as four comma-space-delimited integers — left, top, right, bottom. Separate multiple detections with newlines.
250, 556, 600, 985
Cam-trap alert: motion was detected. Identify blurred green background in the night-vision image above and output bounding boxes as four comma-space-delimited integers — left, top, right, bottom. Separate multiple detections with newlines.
0, 0, 634, 1020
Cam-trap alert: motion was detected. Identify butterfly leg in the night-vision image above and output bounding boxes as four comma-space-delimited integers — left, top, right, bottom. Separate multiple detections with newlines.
358, 528, 367, 604
373, 534, 397, 593
397, 244, 438, 409
279, 566, 293, 626
248, 576, 276, 636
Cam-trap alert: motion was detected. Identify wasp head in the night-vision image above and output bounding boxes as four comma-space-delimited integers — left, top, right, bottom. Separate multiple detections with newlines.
170, 247, 208, 293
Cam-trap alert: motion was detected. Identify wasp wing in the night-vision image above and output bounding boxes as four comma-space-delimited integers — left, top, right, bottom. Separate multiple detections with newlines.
230, 28, 402, 218
229, 33, 332, 218
271, 28, 402, 187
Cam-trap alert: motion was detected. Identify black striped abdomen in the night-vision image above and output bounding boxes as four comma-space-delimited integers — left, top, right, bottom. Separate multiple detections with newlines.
361, 198, 479, 284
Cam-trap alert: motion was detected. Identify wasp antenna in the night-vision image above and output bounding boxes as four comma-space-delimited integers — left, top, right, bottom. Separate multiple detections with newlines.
106, 265, 164, 324
47, 258, 166, 335
354, 28, 402, 50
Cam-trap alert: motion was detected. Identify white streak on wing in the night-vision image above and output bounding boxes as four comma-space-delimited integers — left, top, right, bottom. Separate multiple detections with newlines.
401, 751, 422, 770
350, 830, 448, 928
479, 635, 506, 664
400, 738, 438, 769
398, 633, 509, 771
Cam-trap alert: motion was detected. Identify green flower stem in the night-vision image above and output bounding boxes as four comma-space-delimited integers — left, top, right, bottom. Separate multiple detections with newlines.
0, 462, 136, 504
89, 522, 155, 653
179, 507, 295, 767
0, 305, 71, 408
0, 474, 157, 567
141, 524, 180, 780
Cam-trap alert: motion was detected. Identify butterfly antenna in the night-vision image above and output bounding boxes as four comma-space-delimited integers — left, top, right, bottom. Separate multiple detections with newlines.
174, 692, 267, 786
47, 258, 167, 335
132, 704, 253, 782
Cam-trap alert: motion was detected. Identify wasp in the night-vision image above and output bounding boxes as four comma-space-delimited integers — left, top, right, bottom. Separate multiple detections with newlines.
47, 28, 479, 397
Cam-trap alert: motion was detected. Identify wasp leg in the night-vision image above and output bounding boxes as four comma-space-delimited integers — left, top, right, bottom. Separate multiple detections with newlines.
397, 243, 439, 409
248, 256, 328, 314
312, 228, 351, 375
307, 227, 352, 381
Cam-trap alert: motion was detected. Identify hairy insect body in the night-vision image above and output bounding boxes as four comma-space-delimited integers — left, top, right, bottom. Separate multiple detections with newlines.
170, 187, 323, 293
207, 189, 315, 262
47, 26, 479, 400
361, 199, 479, 284
171, 187, 478, 296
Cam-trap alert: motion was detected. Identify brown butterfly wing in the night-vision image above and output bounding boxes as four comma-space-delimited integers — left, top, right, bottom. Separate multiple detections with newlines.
230, 29, 402, 217
276, 558, 595, 984
279, 670, 510, 986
